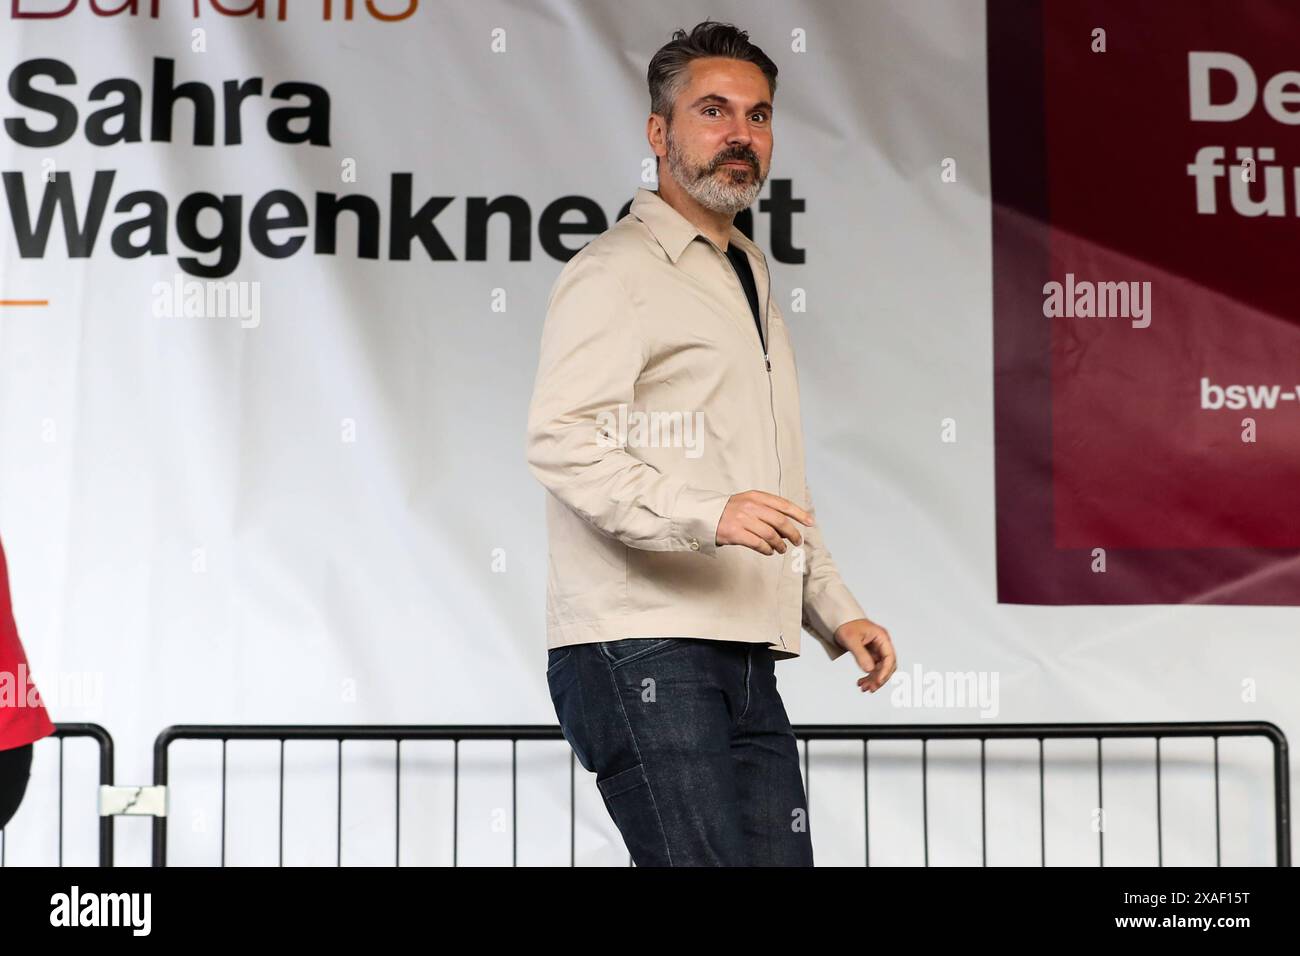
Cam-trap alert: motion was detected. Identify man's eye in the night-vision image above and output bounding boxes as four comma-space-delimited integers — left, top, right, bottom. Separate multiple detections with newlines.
702, 106, 766, 121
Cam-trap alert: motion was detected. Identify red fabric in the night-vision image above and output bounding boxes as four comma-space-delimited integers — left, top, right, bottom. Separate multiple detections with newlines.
0, 536, 55, 751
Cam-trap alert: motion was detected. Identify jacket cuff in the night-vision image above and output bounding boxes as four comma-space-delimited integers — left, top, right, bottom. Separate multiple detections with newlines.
803, 580, 867, 660
669, 485, 732, 557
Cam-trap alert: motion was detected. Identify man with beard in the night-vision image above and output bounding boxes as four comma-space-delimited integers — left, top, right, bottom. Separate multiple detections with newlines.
525, 19, 896, 866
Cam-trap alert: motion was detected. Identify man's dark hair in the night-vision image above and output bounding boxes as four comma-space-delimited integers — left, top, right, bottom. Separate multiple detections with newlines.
647, 20, 778, 124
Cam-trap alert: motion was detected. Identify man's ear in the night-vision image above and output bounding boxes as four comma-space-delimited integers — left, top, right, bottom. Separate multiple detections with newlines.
646, 114, 667, 158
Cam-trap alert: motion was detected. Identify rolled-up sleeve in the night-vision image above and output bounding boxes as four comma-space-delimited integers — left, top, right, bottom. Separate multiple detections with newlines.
525, 252, 732, 554
798, 480, 867, 660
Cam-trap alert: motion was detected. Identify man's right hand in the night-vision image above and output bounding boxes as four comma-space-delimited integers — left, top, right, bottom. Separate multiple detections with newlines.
715, 490, 815, 555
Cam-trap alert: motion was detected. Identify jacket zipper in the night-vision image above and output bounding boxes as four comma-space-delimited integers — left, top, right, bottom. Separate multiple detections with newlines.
724, 246, 786, 651
758, 256, 786, 650
757, 256, 781, 496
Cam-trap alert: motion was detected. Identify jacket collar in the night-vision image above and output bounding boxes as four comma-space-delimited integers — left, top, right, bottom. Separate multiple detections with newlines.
629, 186, 762, 265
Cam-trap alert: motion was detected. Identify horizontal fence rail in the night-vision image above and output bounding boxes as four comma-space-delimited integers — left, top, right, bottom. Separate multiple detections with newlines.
1, 723, 115, 867
151, 721, 1290, 867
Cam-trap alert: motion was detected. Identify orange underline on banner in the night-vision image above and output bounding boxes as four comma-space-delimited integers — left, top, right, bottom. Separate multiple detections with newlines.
0, 299, 49, 306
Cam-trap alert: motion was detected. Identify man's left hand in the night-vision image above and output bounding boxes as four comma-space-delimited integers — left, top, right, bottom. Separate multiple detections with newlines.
833, 618, 897, 693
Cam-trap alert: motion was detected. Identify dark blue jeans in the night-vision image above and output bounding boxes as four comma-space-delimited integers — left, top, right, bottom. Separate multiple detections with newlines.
546, 637, 813, 866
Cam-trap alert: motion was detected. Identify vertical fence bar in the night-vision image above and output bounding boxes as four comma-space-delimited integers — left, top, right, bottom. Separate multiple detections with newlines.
512, 738, 517, 867
1156, 737, 1163, 867
1097, 737, 1104, 867
1213, 736, 1220, 868
1038, 737, 1045, 867
1270, 728, 1290, 866
279, 738, 285, 867
980, 738, 987, 867
863, 740, 869, 868
922, 738, 929, 867
569, 748, 575, 868
395, 739, 401, 868
98, 725, 114, 867
803, 738, 810, 804
452, 738, 459, 867
58, 735, 64, 867
221, 738, 227, 868
152, 729, 168, 867
336, 739, 342, 867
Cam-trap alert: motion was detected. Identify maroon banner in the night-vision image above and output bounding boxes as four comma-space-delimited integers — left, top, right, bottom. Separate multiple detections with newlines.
990, 0, 1300, 604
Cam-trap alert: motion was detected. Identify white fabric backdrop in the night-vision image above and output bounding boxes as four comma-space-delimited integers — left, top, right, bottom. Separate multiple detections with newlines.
0, 0, 1291, 866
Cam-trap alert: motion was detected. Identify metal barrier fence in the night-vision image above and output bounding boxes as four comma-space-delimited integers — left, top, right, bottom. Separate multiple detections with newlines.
151, 720, 1290, 867
0, 723, 115, 867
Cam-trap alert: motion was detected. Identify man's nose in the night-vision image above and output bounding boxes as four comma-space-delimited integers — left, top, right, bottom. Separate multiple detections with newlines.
725, 118, 752, 145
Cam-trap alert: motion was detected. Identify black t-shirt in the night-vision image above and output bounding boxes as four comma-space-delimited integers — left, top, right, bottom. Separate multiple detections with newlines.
724, 242, 765, 352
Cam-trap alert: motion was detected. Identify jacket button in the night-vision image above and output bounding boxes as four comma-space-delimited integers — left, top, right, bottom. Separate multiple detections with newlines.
689, 538, 700, 551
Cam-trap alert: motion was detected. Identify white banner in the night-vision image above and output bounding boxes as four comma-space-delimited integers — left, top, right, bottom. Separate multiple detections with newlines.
0, 0, 1292, 865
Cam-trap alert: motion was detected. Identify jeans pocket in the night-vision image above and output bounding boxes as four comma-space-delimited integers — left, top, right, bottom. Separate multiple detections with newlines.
597, 762, 649, 800
596, 762, 670, 867
546, 650, 595, 772
597, 637, 683, 668
545, 647, 572, 675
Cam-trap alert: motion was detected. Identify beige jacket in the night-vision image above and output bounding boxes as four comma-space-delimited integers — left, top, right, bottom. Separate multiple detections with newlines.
525, 186, 865, 661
